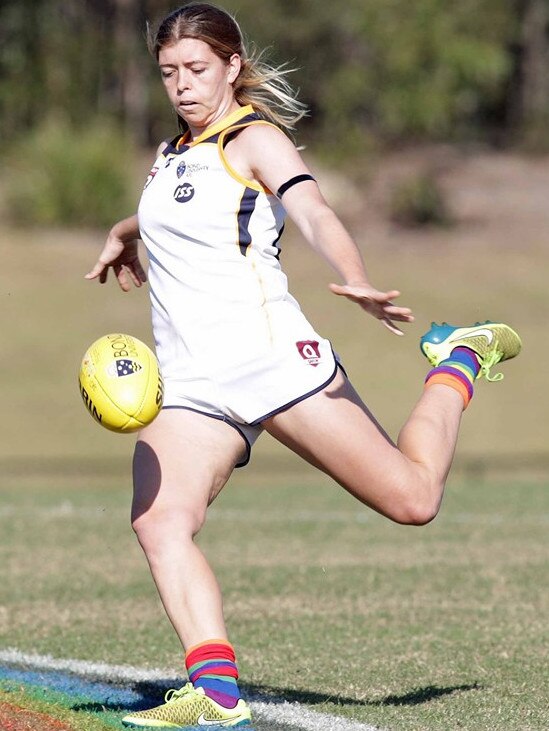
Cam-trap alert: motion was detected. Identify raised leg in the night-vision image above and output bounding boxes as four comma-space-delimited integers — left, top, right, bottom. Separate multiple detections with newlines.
263, 370, 463, 525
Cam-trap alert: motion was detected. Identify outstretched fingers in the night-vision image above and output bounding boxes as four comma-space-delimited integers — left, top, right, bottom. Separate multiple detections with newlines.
85, 255, 146, 292
85, 260, 107, 282
329, 282, 414, 334
127, 257, 148, 287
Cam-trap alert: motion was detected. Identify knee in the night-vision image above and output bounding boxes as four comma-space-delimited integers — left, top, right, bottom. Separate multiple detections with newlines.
392, 498, 441, 526
384, 475, 444, 526
131, 502, 206, 550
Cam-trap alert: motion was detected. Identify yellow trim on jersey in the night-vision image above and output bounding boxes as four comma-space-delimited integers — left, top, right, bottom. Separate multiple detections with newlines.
175, 132, 191, 150
218, 120, 280, 193
180, 105, 256, 149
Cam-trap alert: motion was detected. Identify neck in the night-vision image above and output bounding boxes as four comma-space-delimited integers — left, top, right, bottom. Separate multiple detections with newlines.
188, 98, 241, 140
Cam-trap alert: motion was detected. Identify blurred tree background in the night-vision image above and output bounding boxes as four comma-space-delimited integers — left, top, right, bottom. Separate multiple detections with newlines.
1, 0, 549, 223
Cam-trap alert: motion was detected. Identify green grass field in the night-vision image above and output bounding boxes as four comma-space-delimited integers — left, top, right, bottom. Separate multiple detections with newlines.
1, 470, 547, 730
0, 159, 548, 731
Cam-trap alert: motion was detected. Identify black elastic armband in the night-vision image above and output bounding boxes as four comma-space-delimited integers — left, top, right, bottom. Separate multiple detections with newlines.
277, 174, 316, 198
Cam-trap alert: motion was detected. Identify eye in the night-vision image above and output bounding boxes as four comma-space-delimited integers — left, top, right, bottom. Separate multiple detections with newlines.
192, 67, 206, 75
161, 70, 175, 79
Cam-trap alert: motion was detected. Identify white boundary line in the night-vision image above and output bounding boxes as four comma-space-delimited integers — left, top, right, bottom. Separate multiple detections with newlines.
0, 648, 382, 731
0, 648, 170, 682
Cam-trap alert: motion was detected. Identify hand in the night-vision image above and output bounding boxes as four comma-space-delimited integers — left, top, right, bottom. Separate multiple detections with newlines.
85, 236, 146, 292
329, 282, 414, 335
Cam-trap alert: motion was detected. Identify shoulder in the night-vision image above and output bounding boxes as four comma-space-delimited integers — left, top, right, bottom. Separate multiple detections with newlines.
155, 138, 176, 158
221, 117, 313, 194
156, 130, 190, 158
230, 122, 308, 179
230, 121, 295, 154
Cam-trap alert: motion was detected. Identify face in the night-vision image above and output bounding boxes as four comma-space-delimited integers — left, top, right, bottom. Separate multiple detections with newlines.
158, 38, 241, 134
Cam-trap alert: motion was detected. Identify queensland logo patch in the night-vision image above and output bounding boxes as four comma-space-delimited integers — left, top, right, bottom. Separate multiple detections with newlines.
174, 182, 195, 203
107, 359, 143, 378
296, 340, 321, 367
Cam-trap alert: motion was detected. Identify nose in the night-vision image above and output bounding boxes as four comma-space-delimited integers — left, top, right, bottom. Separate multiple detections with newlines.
176, 69, 191, 93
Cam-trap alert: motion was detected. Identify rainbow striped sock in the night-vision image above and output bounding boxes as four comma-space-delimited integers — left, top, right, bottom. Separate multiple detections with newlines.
185, 639, 241, 709
424, 346, 481, 408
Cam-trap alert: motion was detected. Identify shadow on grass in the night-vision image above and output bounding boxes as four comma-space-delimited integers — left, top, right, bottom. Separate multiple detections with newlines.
244, 680, 483, 708
70, 679, 483, 714
373, 682, 483, 706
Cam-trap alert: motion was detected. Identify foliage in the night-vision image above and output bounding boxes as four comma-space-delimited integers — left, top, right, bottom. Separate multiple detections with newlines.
388, 172, 452, 228
4, 119, 134, 227
0, 0, 545, 154
348, 0, 514, 140
231, 0, 517, 144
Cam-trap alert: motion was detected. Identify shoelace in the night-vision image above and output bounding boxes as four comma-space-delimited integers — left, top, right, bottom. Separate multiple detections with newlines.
164, 683, 196, 703
479, 341, 504, 382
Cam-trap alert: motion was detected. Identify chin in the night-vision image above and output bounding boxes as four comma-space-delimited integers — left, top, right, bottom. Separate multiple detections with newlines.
179, 110, 205, 125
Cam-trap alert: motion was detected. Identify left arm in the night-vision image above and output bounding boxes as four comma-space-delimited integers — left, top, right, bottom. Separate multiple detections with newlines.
231, 124, 414, 335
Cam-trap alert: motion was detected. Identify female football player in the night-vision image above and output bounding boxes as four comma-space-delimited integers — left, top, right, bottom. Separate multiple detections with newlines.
86, 3, 521, 728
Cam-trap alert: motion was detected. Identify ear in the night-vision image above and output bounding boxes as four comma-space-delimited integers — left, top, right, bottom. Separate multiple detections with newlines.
227, 53, 242, 84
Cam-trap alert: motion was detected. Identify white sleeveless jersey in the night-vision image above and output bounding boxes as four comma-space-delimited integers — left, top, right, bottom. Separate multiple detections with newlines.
139, 106, 289, 316
138, 105, 339, 460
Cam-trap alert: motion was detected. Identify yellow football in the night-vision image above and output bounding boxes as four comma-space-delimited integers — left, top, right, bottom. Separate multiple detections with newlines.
78, 333, 163, 433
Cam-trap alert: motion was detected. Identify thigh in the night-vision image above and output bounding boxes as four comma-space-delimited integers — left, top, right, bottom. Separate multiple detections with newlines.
262, 369, 411, 512
132, 408, 247, 526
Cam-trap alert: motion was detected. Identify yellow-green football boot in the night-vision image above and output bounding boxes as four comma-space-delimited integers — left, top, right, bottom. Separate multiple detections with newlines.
420, 321, 522, 381
121, 683, 252, 729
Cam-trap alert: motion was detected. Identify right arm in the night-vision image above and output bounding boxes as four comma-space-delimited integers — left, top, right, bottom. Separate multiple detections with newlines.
85, 214, 146, 292
86, 141, 168, 292
234, 125, 413, 335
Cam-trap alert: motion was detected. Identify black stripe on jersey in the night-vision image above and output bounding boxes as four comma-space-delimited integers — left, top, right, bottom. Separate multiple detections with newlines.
237, 187, 259, 256
198, 132, 221, 145
277, 174, 316, 198
204, 113, 262, 146
163, 113, 262, 153
162, 135, 186, 156
220, 114, 262, 147
272, 223, 285, 260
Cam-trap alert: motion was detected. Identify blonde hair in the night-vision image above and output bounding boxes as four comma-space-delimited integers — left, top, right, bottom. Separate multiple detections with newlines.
148, 2, 308, 133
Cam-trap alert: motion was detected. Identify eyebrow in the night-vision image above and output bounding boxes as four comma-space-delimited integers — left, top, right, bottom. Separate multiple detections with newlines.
159, 59, 210, 68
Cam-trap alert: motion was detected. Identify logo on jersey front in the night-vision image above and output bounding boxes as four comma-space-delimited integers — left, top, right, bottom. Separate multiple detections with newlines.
296, 340, 322, 367
176, 161, 208, 178
174, 182, 195, 203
